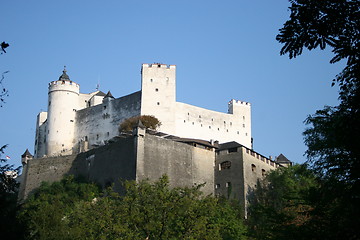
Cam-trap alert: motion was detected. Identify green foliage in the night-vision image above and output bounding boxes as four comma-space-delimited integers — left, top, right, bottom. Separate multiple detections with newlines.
19, 176, 101, 240
0, 144, 22, 240
247, 165, 319, 240
19, 176, 246, 240
119, 115, 161, 132
277, 2, 360, 238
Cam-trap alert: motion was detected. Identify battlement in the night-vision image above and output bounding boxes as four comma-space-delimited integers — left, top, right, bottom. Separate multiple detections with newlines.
48, 80, 80, 94
228, 99, 251, 107
142, 63, 176, 69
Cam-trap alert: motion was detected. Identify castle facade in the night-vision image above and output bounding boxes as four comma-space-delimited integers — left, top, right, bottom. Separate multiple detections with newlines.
20, 63, 290, 216
34, 64, 251, 158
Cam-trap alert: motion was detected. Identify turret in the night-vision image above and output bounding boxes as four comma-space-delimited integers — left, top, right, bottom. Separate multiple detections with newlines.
46, 67, 79, 156
21, 149, 33, 165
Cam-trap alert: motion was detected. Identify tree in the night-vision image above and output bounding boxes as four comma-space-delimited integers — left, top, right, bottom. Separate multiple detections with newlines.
277, 1, 360, 238
247, 165, 319, 240
0, 145, 22, 240
276, 1, 360, 181
119, 115, 161, 132
19, 176, 101, 240
19, 176, 247, 240
1, 41, 10, 106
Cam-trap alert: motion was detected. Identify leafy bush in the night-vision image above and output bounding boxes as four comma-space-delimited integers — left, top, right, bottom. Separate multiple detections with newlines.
119, 115, 161, 132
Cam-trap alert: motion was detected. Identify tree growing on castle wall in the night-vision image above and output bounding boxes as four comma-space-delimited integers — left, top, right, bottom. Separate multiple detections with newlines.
119, 115, 161, 132
19, 175, 247, 240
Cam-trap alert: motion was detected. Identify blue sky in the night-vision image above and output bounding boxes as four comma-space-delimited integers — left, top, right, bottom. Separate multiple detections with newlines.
1, 1, 342, 168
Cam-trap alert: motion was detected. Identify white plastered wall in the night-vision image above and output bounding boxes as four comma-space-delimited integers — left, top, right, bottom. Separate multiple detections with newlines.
174, 101, 251, 148
140, 64, 176, 134
46, 80, 79, 156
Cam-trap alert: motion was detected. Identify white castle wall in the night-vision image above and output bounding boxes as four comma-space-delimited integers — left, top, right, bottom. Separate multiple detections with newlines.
74, 92, 141, 152
34, 112, 47, 158
34, 64, 253, 158
174, 100, 251, 148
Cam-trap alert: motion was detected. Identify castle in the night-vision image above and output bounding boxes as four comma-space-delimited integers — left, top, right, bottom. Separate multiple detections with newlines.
19, 64, 291, 215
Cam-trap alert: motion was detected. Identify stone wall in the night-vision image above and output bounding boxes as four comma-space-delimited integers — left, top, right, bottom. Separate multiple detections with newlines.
136, 132, 215, 195
19, 137, 137, 201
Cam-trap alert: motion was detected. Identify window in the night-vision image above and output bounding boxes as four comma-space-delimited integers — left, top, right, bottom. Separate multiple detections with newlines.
103, 106, 106, 110
184, 120, 186, 123
157, 102, 160, 105
262, 169, 266, 177
251, 164, 256, 172
96, 134, 99, 140
243, 124, 245, 128
237, 131, 239, 134
107, 132, 110, 137
215, 184, 220, 189
220, 161, 231, 170
155, 88, 159, 92
226, 182, 231, 188
70, 120, 74, 122
209, 126, 211, 129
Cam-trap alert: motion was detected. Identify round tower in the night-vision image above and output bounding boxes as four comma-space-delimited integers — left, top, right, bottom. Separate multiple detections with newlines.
46, 67, 79, 156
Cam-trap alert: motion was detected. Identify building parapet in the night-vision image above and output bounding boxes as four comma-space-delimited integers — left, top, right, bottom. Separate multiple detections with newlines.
228, 99, 251, 106
142, 63, 176, 69
49, 80, 80, 88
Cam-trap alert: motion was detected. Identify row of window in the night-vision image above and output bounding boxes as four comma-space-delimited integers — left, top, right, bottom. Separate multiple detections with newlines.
149, 77, 170, 82
215, 182, 231, 189
218, 161, 267, 177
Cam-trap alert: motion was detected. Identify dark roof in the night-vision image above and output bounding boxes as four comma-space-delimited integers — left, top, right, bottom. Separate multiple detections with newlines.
94, 91, 106, 97
173, 138, 217, 149
21, 149, 33, 158
276, 154, 291, 163
144, 129, 217, 149
218, 141, 243, 151
104, 91, 114, 99
58, 67, 70, 81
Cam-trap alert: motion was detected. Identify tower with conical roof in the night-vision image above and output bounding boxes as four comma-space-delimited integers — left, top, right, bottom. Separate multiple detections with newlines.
46, 67, 80, 156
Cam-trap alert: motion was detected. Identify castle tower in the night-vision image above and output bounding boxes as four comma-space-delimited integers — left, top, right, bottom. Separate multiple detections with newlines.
46, 67, 79, 156
140, 63, 176, 134
228, 99, 252, 148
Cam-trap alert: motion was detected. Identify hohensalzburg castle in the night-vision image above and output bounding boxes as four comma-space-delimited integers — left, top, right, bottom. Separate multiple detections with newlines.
20, 63, 290, 216
34, 63, 251, 158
